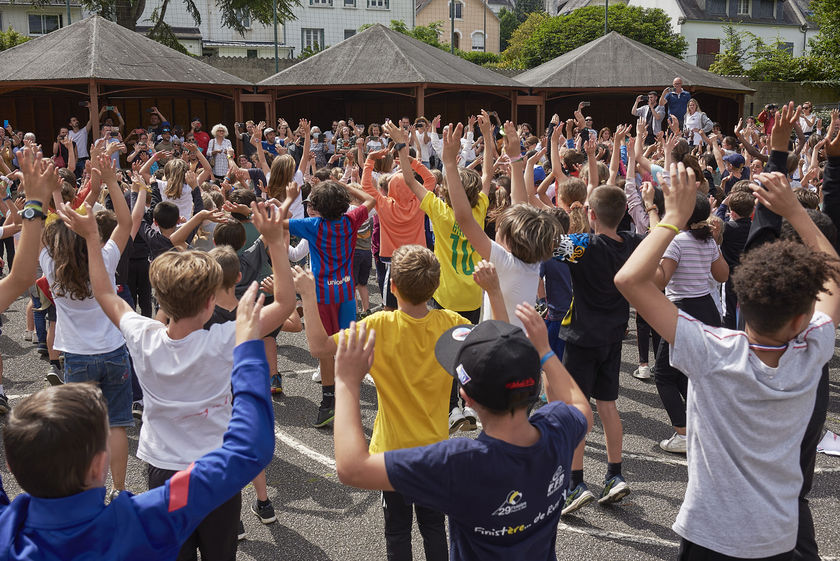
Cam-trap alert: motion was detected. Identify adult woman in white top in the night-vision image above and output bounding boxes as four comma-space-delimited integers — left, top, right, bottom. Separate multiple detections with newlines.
799, 101, 817, 137
207, 124, 232, 179
653, 193, 728, 453
683, 99, 713, 146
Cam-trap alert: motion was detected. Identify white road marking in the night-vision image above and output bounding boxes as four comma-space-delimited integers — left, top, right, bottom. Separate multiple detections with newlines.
557, 522, 679, 548
274, 428, 335, 470
585, 446, 688, 467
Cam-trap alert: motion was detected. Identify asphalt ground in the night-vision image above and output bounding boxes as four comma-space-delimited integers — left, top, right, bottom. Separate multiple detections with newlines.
0, 284, 838, 561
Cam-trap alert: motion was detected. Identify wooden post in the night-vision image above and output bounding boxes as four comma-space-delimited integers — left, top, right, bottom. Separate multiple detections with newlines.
233, 88, 243, 155
510, 91, 517, 123
416, 85, 425, 119
88, 79, 100, 141
268, 88, 277, 128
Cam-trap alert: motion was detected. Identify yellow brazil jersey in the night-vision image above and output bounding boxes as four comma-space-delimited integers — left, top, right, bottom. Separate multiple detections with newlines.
335, 309, 470, 454
420, 190, 489, 312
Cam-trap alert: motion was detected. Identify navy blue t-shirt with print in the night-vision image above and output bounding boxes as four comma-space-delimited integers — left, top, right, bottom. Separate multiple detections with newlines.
384, 401, 587, 561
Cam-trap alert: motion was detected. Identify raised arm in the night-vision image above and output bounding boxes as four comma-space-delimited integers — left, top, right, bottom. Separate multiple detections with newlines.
384, 122, 427, 202
251, 200, 296, 335
502, 121, 528, 205
478, 110, 497, 195
95, 155, 132, 252
473, 261, 507, 321
609, 125, 629, 184
443, 123, 491, 259
524, 147, 550, 209
297, 119, 311, 175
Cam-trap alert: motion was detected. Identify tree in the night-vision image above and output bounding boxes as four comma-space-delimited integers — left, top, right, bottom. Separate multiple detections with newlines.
513, 0, 544, 24
498, 8, 517, 51
709, 24, 746, 76
0, 28, 30, 52
808, 0, 840, 76
79, 0, 299, 51
502, 5, 687, 68
744, 37, 825, 82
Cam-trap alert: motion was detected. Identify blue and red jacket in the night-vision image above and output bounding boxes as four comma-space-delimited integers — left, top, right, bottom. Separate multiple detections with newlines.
0, 340, 274, 561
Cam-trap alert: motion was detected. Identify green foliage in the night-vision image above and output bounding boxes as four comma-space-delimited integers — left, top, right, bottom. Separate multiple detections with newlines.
745, 37, 825, 81
498, 8, 517, 51
0, 28, 30, 52
502, 5, 687, 69
513, 0, 544, 23
458, 50, 501, 64
299, 42, 326, 59
709, 24, 745, 75
808, 0, 840, 76
372, 20, 504, 65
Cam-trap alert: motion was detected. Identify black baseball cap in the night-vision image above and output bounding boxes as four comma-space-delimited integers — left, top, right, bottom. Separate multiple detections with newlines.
435, 321, 541, 411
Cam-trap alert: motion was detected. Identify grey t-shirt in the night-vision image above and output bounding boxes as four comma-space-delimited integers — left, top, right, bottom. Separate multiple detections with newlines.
670, 310, 835, 557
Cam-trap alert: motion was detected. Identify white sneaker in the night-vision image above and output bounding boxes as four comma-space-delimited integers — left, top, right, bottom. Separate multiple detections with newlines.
23, 330, 32, 342
311, 369, 321, 383
461, 406, 478, 431
449, 407, 466, 434
632, 365, 652, 380
659, 432, 687, 454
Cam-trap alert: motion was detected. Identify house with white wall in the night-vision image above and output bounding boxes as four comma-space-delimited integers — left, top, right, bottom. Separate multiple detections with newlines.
0, 0, 84, 38
629, 0, 817, 69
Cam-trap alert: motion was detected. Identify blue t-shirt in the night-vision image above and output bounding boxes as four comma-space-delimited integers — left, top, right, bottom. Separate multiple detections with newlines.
539, 260, 573, 322
533, 165, 546, 185
665, 91, 691, 124
385, 401, 587, 561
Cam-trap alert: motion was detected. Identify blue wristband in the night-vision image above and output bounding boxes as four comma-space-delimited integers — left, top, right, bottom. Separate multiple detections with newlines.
540, 350, 556, 366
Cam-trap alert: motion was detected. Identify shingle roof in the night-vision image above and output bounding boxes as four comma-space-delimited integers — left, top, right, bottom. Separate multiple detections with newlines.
674, 0, 802, 25
516, 31, 754, 93
0, 15, 249, 86
258, 23, 521, 88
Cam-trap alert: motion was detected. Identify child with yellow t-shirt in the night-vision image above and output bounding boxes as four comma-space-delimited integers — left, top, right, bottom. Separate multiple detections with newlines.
293, 244, 506, 561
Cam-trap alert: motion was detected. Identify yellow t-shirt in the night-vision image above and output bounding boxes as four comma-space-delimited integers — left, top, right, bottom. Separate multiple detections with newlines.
335, 309, 470, 454
420, 191, 490, 312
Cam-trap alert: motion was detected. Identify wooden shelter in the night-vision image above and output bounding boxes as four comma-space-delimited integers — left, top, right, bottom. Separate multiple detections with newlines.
256, 24, 524, 126
515, 32, 755, 131
0, 15, 254, 153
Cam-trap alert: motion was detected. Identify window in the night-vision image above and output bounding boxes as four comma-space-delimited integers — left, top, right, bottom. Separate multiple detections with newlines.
471, 31, 484, 51
367, 0, 389, 8
736, 0, 751, 15
247, 49, 258, 58
452, 30, 461, 50
302, 28, 325, 50
344, 29, 356, 39
696, 37, 720, 70
344, 0, 356, 5
28, 13, 61, 35
234, 9, 251, 28
780, 42, 794, 54
310, 0, 334, 6
448, 0, 463, 19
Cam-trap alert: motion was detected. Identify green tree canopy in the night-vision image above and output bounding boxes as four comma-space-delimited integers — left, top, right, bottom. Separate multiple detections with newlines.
498, 8, 517, 51
502, 5, 687, 68
708, 24, 745, 75
808, 0, 840, 76
513, 0, 544, 23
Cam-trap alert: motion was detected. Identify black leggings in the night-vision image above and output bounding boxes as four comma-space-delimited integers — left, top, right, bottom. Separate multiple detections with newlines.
382, 490, 447, 561
128, 258, 153, 317
679, 539, 792, 561
654, 294, 721, 429
148, 464, 241, 561
636, 310, 661, 365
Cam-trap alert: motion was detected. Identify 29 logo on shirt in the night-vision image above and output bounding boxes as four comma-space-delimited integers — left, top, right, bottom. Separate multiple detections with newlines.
492, 490, 527, 517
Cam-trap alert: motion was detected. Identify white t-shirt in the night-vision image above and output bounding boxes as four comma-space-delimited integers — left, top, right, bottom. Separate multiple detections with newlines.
39, 240, 125, 354
414, 131, 432, 162
68, 127, 89, 159
684, 111, 703, 145
265, 169, 304, 219
119, 311, 237, 471
482, 241, 540, 329
670, 310, 835, 558
158, 180, 194, 220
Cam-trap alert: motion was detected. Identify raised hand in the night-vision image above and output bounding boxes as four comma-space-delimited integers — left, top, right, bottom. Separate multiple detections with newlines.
17, 147, 60, 203
769, 101, 802, 152
472, 260, 500, 293
383, 121, 407, 145
826, 110, 840, 158
251, 200, 286, 246
502, 121, 519, 158
335, 321, 376, 386
662, 162, 698, 229
442, 123, 464, 162
514, 303, 551, 355
750, 171, 799, 219
291, 265, 316, 298
235, 281, 265, 345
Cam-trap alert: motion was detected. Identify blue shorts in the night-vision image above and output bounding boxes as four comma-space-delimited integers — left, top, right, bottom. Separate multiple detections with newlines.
317, 300, 357, 335
64, 345, 134, 428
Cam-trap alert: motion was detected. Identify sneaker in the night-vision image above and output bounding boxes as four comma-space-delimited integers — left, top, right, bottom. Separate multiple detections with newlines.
632, 365, 652, 380
314, 404, 334, 427
461, 406, 478, 431
659, 432, 687, 454
132, 400, 144, 421
0, 393, 9, 415
598, 474, 631, 505
37, 346, 49, 357
237, 519, 246, 541
45, 365, 63, 386
562, 483, 595, 515
23, 330, 32, 342
311, 369, 321, 383
106, 489, 122, 503
251, 499, 277, 524
358, 309, 372, 320
448, 407, 466, 434
270, 374, 283, 395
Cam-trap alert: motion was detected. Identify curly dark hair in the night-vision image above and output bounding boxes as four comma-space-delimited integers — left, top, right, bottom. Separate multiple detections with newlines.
733, 239, 840, 334
308, 180, 350, 221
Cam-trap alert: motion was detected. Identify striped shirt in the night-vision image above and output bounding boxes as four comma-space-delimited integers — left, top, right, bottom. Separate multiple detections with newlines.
289, 206, 369, 304
663, 232, 721, 301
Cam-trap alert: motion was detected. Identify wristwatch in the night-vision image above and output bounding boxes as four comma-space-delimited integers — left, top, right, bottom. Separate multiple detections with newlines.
22, 201, 45, 221
394, 142, 407, 152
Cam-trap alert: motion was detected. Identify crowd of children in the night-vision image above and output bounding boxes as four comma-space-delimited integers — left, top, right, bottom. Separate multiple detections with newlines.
0, 90, 837, 561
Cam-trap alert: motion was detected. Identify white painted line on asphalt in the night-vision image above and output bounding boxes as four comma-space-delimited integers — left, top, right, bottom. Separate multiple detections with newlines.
557, 522, 679, 548
6, 393, 31, 400
274, 428, 335, 470
814, 465, 840, 474
585, 446, 688, 467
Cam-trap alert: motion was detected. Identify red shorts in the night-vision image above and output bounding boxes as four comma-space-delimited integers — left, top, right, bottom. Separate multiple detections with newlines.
317, 300, 357, 336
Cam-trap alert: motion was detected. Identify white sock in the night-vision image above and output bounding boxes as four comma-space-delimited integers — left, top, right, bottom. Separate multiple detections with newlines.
0, 384, 5, 394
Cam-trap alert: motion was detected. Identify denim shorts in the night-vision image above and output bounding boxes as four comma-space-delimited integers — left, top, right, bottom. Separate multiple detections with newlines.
64, 345, 134, 428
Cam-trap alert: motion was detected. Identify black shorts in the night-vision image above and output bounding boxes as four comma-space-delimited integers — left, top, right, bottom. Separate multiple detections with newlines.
353, 248, 372, 286
563, 340, 622, 401
380, 257, 397, 309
